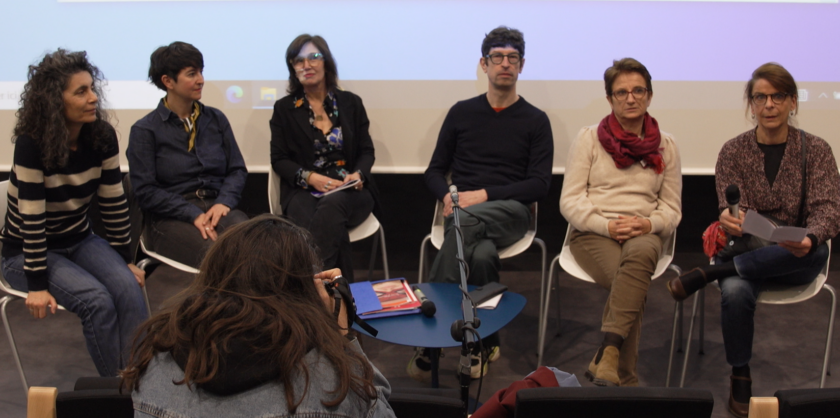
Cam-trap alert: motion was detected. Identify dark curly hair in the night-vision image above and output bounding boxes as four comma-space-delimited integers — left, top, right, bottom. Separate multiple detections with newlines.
13, 49, 113, 170
285, 34, 339, 96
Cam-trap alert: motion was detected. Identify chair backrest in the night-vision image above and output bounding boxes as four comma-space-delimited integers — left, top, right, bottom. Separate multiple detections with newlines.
429, 200, 539, 259
559, 224, 677, 284
0, 180, 18, 295
757, 239, 831, 305
268, 167, 282, 216
514, 387, 714, 418
775, 388, 840, 418
388, 388, 463, 418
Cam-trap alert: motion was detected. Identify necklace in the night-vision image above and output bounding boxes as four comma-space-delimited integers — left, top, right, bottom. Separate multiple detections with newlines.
314, 114, 324, 121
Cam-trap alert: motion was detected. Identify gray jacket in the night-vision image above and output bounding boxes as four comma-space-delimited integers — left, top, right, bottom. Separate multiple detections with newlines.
132, 339, 396, 418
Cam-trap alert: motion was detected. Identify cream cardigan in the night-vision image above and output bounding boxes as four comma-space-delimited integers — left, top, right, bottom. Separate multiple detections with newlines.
560, 124, 682, 238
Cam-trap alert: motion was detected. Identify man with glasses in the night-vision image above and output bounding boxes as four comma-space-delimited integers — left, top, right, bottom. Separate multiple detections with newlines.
410, 26, 554, 381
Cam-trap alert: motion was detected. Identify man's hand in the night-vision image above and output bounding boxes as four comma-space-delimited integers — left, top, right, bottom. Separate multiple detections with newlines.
193, 213, 218, 241
442, 189, 488, 217
314, 268, 349, 335
780, 236, 812, 258
343, 172, 364, 190
205, 204, 230, 231
128, 263, 145, 288
608, 216, 651, 243
26, 290, 57, 319
719, 209, 745, 237
307, 172, 344, 193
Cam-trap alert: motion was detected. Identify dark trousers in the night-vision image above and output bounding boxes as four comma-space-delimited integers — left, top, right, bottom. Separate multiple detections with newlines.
429, 200, 530, 350
144, 197, 249, 269
284, 188, 374, 282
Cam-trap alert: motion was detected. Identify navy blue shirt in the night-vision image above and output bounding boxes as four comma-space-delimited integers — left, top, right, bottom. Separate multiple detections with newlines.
127, 99, 247, 222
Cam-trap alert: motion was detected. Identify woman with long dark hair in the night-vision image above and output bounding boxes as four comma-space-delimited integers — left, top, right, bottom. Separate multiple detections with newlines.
124, 215, 395, 417
269, 34, 379, 281
668, 63, 840, 417
0, 49, 147, 376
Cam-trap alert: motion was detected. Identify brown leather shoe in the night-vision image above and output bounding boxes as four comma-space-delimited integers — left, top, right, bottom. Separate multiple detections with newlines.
728, 375, 752, 418
667, 267, 707, 302
584, 346, 620, 387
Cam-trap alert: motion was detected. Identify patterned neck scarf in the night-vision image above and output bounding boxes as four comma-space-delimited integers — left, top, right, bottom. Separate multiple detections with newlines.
164, 98, 201, 151
597, 112, 664, 174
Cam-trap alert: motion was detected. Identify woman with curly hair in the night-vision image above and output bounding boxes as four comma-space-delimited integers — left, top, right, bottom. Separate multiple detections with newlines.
0, 49, 147, 377
124, 215, 395, 417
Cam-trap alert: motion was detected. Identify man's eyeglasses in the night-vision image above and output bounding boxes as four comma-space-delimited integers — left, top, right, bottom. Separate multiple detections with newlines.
611, 87, 649, 101
751, 92, 790, 106
485, 53, 521, 65
291, 52, 324, 67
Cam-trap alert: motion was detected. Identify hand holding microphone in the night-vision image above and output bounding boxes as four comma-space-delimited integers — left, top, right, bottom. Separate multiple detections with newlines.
721, 184, 745, 236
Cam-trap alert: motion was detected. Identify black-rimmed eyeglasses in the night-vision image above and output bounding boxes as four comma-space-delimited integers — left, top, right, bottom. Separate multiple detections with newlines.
751, 92, 790, 106
611, 87, 649, 101
485, 53, 521, 65
291, 53, 324, 67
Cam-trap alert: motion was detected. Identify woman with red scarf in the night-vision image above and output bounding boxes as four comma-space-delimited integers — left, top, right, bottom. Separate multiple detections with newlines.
560, 58, 682, 387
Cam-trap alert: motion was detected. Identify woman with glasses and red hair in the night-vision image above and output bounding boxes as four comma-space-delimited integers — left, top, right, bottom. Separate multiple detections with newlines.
668, 62, 840, 417
561, 58, 682, 388
270, 34, 379, 282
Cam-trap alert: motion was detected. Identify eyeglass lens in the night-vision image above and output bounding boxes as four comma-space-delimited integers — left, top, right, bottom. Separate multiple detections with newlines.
487, 53, 521, 65
292, 53, 323, 66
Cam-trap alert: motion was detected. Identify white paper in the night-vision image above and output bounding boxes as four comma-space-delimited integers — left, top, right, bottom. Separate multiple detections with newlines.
310, 179, 360, 198
741, 210, 808, 243
478, 294, 503, 309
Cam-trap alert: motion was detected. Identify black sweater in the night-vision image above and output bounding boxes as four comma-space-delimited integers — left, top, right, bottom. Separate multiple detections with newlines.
425, 94, 553, 203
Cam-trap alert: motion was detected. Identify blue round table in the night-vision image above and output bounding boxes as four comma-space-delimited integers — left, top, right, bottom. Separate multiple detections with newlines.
355, 282, 525, 387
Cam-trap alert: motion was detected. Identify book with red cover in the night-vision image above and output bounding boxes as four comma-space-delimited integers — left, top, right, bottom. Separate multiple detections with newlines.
349, 278, 422, 319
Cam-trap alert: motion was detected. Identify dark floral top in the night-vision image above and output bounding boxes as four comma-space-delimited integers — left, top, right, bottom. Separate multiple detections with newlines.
293, 92, 349, 188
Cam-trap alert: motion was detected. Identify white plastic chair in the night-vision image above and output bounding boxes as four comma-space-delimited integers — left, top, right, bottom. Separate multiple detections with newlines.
543, 224, 680, 368
668, 240, 835, 388
268, 168, 389, 279
0, 180, 149, 396
416, 200, 548, 364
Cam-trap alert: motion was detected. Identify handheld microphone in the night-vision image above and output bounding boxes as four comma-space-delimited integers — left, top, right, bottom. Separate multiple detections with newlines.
449, 184, 459, 206
725, 184, 741, 219
413, 287, 437, 318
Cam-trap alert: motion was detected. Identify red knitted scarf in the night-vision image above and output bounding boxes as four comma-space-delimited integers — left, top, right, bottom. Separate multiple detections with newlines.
597, 112, 664, 174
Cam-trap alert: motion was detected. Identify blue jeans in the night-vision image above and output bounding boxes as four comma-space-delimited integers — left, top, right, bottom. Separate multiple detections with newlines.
718, 243, 829, 367
1, 233, 148, 376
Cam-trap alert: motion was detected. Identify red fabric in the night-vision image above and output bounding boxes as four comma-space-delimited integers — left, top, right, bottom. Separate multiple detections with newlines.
492, 107, 506, 112
471, 366, 560, 418
703, 221, 727, 259
597, 112, 664, 174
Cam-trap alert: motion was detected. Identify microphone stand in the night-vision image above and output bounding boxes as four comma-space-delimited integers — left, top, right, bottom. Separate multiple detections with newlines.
448, 187, 478, 418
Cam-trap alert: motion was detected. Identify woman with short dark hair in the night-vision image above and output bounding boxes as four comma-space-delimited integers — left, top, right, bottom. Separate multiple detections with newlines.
270, 34, 379, 281
668, 63, 840, 417
124, 215, 396, 417
561, 58, 682, 387
0, 49, 147, 376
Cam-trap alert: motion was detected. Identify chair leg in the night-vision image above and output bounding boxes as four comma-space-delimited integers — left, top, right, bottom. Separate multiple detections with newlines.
666, 300, 681, 388
698, 287, 705, 355
142, 286, 152, 316
534, 238, 547, 365
367, 229, 380, 280
379, 226, 390, 280
539, 254, 561, 368
820, 284, 836, 388
679, 291, 702, 388
417, 235, 431, 284
1, 296, 28, 395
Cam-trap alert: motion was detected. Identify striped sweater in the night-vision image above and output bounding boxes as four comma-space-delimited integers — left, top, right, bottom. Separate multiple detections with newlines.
1, 128, 131, 291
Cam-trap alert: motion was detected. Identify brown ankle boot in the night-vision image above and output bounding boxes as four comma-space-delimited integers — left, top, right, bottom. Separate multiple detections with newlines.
667, 267, 707, 302
728, 375, 752, 418
584, 346, 620, 387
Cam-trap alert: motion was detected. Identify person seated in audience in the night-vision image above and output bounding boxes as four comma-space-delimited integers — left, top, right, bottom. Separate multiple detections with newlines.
127, 41, 248, 269
0, 49, 147, 377
122, 215, 396, 418
667, 63, 840, 417
415, 26, 553, 381
560, 58, 682, 387
270, 34, 379, 282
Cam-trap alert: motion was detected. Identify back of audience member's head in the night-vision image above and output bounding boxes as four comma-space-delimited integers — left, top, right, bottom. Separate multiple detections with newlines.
481, 26, 525, 58
603, 58, 653, 97
122, 214, 376, 412
148, 41, 204, 91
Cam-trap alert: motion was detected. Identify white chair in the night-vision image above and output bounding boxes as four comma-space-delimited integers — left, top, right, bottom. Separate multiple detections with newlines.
416, 200, 548, 364
543, 224, 680, 369
0, 180, 150, 396
669, 240, 835, 388
268, 168, 389, 279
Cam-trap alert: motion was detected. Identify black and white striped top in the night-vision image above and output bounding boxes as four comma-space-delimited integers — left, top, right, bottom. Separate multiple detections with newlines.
1, 128, 131, 291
